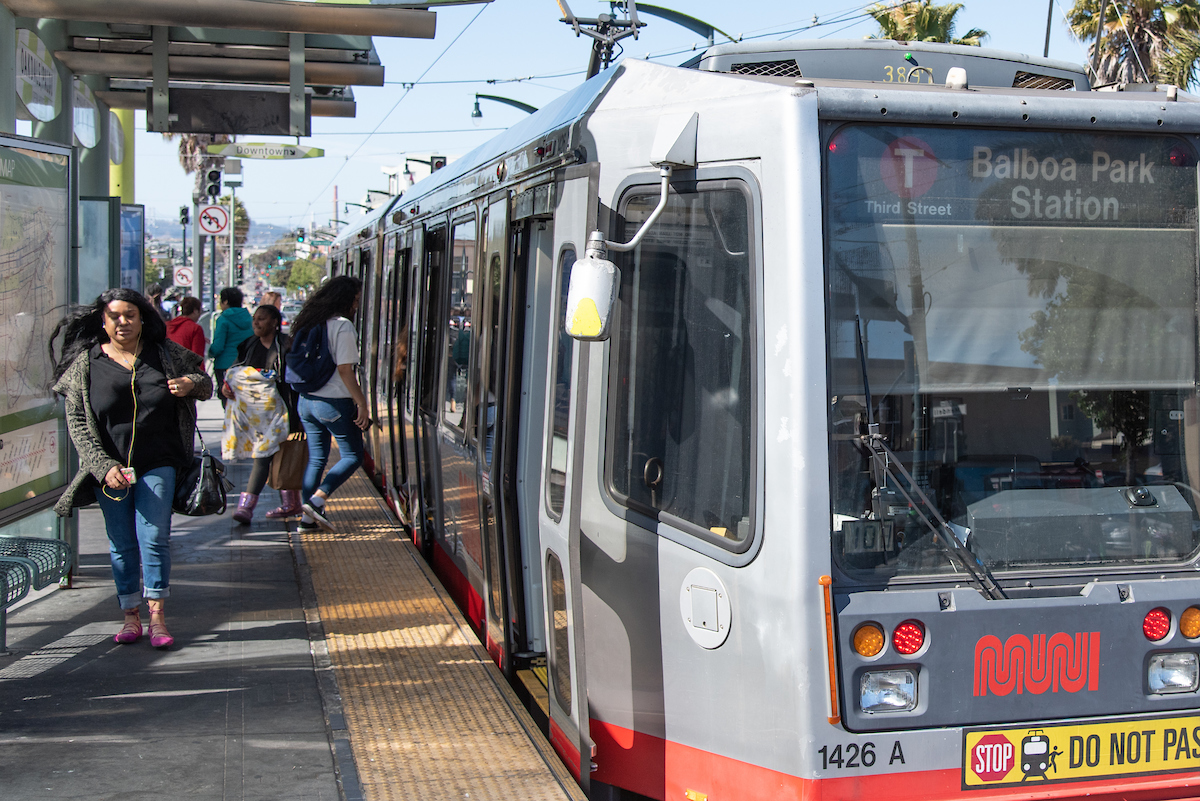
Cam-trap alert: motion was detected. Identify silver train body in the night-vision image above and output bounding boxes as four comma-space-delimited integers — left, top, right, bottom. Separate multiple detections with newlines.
332, 40, 1200, 800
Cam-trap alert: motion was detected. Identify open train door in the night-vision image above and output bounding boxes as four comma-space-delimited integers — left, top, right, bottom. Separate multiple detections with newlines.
537, 164, 599, 790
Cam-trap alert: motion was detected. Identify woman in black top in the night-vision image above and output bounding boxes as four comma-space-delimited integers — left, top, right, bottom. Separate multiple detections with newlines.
222, 304, 297, 522
51, 288, 212, 649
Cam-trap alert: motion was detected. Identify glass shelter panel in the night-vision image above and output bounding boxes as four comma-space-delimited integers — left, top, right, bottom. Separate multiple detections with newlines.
825, 125, 1200, 577
610, 184, 754, 546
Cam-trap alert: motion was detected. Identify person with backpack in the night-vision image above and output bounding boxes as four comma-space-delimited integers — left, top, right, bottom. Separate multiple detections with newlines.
284, 275, 369, 531
209, 287, 253, 409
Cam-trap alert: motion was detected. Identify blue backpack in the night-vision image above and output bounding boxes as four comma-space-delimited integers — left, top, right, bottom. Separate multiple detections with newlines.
285, 322, 338, 393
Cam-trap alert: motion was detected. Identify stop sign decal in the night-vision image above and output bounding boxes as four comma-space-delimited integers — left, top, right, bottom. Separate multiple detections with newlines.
971, 734, 1015, 782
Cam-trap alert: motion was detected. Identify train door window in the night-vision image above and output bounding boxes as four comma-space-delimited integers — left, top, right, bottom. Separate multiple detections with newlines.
546, 551, 572, 711
546, 247, 577, 519
608, 182, 755, 549
443, 217, 476, 431
418, 225, 447, 415
483, 251, 503, 469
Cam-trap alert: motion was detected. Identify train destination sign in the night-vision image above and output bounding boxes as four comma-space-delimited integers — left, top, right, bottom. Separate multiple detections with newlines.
206, 143, 324, 160
828, 127, 1196, 229
963, 713, 1200, 789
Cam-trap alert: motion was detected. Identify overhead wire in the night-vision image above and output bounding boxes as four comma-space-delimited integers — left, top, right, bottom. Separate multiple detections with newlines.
302, 2, 490, 220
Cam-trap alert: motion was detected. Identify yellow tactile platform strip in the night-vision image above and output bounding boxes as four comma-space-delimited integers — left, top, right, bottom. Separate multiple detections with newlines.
299, 471, 584, 801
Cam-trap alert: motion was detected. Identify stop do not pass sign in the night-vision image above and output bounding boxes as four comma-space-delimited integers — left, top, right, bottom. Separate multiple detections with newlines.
971, 734, 1015, 782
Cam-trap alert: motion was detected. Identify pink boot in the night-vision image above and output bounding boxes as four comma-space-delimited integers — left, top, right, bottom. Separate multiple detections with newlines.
265, 490, 303, 519
232, 493, 258, 523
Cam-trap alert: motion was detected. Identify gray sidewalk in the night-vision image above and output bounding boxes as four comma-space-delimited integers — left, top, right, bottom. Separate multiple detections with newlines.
0, 399, 341, 801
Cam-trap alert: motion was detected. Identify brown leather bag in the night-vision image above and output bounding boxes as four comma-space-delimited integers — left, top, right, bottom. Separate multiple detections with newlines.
268, 433, 308, 490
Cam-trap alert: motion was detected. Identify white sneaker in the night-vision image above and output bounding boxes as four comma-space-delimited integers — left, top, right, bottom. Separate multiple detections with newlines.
302, 500, 333, 532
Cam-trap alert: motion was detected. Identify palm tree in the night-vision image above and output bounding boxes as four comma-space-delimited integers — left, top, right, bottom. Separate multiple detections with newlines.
868, 1, 988, 45
1067, 0, 1200, 87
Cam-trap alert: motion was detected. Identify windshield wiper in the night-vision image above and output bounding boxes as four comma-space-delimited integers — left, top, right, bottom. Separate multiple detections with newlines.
853, 316, 1008, 601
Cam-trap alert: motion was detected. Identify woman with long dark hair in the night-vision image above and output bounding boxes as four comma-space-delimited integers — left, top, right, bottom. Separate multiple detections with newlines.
51, 288, 212, 648
288, 275, 369, 531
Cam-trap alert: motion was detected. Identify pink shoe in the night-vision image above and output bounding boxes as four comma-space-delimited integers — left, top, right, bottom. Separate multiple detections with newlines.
265, 490, 302, 519
115, 610, 142, 644
232, 492, 258, 524
148, 604, 174, 649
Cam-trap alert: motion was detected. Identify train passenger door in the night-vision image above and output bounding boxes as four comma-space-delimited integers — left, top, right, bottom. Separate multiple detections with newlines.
434, 215, 488, 629
414, 224, 446, 552
536, 166, 597, 788
401, 227, 425, 541
476, 194, 511, 665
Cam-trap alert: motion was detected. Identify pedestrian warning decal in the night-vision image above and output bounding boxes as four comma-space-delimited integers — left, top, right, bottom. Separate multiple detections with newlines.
964, 714, 1200, 789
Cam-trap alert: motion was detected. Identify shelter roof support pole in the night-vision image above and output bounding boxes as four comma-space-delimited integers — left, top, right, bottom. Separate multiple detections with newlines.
0, 6, 14, 133
150, 25, 168, 132
289, 32, 306, 136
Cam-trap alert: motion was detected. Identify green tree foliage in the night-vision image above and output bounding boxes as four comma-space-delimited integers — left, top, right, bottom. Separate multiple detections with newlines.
1068, 0, 1200, 87
215, 194, 251, 249
287, 255, 327, 293
868, 1, 988, 45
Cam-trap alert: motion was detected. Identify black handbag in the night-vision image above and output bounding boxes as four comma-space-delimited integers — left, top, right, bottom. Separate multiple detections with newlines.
173, 426, 233, 516
159, 343, 233, 516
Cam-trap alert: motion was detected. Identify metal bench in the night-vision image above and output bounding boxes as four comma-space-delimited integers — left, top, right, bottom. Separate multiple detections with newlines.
0, 536, 73, 590
0, 557, 32, 654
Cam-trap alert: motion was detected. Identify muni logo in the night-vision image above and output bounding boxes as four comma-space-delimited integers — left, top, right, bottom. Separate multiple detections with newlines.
973, 632, 1101, 696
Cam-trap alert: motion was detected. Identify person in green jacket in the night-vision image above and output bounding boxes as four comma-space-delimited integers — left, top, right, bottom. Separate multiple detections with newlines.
208, 287, 253, 408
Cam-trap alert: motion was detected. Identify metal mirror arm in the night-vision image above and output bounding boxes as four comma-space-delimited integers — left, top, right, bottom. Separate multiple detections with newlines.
859, 430, 1009, 601
594, 165, 672, 256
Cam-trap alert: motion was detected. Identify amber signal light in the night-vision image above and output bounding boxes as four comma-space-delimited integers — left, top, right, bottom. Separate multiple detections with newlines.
892, 620, 925, 655
1144, 608, 1172, 641
853, 623, 885, 657
1180, 607, 1200, 639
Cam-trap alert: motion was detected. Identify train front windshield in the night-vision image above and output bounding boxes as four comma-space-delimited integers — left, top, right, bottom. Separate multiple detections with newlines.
825, 125, 1200, 576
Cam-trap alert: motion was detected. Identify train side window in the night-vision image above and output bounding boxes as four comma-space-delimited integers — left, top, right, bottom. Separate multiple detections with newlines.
443, 218, 476, 430
546, 551, 572, 711
418, 225, 446, 414
608, 183, 755, 548
546, 247, 577, 519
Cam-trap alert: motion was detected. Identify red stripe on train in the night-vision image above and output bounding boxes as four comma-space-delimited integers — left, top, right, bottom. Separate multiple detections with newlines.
589, 719, 1200, 801
428, 539, 485, 636
550, 718, 581, 781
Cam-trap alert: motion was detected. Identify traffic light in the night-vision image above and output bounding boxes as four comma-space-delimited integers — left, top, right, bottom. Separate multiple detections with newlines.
179, 206, 189, 225
236, 263, 244, 282
431, 155, 447, 171
205, 169, 222, 198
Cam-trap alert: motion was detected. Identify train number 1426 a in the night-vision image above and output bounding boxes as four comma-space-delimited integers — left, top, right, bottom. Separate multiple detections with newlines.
818, 741, 907, 770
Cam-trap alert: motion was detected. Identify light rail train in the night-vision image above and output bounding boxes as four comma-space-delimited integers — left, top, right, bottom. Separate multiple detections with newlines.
331, 38, 1200, 800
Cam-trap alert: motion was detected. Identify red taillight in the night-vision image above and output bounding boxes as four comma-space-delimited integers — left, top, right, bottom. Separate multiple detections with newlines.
892, 620, 925, 655
1144, 608, 1172, 641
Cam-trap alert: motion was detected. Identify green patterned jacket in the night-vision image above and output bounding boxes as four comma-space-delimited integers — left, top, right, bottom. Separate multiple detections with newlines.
52, 340, 213, 517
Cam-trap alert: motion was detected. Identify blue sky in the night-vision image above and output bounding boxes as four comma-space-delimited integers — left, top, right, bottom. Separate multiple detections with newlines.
104, 1, 1101, 232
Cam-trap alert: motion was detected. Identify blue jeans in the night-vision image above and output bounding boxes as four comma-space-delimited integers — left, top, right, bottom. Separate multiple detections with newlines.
93, 465, 175, 609
299, 395, 364, 500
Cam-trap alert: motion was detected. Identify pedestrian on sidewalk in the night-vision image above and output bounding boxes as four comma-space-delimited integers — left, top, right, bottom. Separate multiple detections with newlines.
166, 296, 207, 356
285, 275, 369, 532
209, 287, 253, 409
222, 304, 300, 523
50, 287, 213, 649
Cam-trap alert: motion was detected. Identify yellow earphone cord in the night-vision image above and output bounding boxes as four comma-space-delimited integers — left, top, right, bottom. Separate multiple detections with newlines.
102, 335, 140, 501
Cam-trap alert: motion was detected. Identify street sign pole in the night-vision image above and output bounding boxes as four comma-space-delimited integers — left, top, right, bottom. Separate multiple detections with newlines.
192, 199, 201, 301
229, 187, 236, 288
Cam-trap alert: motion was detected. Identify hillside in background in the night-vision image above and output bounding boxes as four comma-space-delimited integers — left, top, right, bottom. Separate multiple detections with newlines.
146, 217, 293, 247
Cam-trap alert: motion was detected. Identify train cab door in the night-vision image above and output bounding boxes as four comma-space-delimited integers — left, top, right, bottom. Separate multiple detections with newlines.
535, 166, 598, 789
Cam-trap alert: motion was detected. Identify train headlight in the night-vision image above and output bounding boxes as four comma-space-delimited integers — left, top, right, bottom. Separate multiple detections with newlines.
860, 669, 917, 713
1148, 652, 1199, 694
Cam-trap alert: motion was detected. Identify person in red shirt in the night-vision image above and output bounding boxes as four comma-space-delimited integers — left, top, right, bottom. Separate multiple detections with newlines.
166, 296, 206, 356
